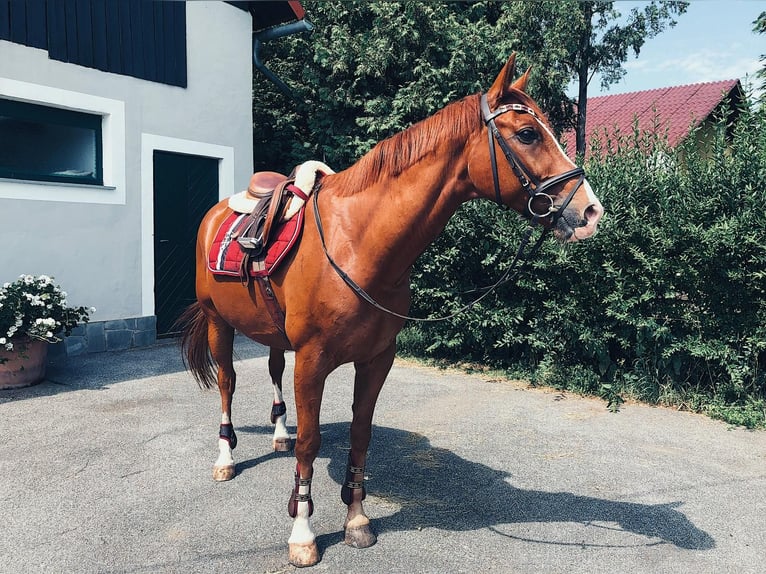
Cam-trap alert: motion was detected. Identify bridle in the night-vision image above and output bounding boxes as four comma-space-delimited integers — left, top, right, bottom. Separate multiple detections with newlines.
312, 93, 589, 323
480, 94, 585, 225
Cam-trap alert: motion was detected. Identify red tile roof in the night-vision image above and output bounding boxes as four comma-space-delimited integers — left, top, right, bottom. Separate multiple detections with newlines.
562, 79, 742, 159
231, 1, 306, 31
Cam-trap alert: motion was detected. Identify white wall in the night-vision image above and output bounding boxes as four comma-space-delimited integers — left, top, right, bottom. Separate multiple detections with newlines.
0, 3, 253, 323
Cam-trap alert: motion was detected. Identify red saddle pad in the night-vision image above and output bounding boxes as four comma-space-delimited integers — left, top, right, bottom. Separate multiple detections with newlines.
207, 207, 305, 278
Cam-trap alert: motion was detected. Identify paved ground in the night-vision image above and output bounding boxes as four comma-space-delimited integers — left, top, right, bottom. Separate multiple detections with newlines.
1, 336, 764, 574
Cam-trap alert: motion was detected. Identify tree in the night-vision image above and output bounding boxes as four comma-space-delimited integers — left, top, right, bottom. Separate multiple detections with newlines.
251, 1, 687, 168
755, 11, 766, 94
498, 1, 688, 156
252, 1, 510, 172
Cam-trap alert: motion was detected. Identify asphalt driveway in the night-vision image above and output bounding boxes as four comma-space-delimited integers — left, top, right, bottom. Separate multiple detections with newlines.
1, 336, 764, 573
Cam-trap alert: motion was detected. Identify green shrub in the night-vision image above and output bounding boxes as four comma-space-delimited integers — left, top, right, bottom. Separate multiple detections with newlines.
400, 103, 766, 428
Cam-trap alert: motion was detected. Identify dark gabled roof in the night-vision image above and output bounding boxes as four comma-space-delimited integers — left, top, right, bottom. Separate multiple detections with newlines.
562, 79, 743, 159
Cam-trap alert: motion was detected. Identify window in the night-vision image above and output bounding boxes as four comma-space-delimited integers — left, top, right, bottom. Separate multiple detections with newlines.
0, 98, 103, 185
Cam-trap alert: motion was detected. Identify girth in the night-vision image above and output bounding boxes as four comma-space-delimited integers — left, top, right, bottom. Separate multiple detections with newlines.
231, 171, 309, 350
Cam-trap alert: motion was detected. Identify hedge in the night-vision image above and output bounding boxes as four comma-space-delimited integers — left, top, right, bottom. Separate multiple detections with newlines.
398, 103, 766, 428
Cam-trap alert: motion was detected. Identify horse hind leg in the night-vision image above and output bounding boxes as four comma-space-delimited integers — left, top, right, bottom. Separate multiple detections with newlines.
268, 347, 292, 452
208, 319, 238, 482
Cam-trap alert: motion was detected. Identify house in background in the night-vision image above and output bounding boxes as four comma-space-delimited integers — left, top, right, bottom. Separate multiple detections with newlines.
0, 1, 307, 356
562, 79, 745, 160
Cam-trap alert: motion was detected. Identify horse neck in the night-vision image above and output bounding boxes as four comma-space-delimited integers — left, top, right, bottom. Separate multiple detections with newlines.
323, 103, 480, 282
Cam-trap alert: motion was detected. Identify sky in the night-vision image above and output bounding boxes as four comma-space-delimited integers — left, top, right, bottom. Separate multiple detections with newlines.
583, 1, 764, 96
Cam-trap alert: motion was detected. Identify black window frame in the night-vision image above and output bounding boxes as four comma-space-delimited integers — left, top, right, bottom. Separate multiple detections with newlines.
0, 98, 104, 186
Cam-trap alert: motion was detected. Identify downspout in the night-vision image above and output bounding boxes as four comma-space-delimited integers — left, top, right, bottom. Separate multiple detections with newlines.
253, 19, 314, 98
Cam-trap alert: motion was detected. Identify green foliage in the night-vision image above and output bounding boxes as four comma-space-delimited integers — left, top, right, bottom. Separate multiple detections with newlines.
400, 103, 766, 428
251, 2, 765, 426
0, 275, 93, 353
253, 1, 511, 172
253, 2, 688, 164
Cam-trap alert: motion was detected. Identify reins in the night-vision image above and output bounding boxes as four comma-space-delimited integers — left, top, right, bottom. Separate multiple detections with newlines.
312, 186, 549, 322
312, 93, 587, 323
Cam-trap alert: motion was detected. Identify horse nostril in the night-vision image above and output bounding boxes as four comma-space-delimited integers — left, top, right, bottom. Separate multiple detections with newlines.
584, 202, 604, 225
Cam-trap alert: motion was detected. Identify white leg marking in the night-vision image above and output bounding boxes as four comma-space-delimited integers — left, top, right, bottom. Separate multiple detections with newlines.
272, 383, 290, 443
288, 485, 316, 545
215, 438, 235, 467
216, 412, 234, 467
274, 416, 290, 441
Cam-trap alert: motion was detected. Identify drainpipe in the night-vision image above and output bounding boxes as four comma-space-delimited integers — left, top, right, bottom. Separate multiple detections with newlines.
253, 19, 314, 98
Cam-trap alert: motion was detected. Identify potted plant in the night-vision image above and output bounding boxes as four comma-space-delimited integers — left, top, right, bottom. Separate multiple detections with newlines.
0, 275, 94, 389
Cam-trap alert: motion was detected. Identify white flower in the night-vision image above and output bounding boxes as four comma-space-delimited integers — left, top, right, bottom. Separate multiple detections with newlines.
0, 337, 5, 344
4, 342, 13, 351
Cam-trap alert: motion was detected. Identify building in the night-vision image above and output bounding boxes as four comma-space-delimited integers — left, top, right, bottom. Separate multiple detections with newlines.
0, 1, 307, 356
562, 79, 745, 160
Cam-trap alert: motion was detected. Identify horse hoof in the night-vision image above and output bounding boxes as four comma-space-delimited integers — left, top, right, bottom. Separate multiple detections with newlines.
212, 464, 235, 481
288, 542, 320, 567
345, 524, 377, 549
273, 437, 292, 452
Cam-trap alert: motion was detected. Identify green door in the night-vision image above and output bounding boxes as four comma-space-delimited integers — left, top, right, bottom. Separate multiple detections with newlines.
153, 151, 219, 337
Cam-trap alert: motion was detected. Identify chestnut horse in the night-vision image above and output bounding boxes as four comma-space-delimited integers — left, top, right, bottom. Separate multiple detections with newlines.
181, 55, 603, 567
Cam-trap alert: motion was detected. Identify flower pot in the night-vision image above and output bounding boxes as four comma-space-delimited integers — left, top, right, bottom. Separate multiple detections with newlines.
0, 339, 48, 390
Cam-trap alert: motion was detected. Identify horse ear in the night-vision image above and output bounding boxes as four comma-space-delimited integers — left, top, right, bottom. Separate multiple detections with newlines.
512, 67, 532, 93
487, 53, 517, 104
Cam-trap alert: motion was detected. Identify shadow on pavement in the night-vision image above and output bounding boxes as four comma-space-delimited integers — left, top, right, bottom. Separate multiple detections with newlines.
237, 422, 715, 556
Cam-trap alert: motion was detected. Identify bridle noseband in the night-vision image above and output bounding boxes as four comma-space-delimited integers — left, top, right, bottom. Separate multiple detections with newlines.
480, 94, 585, 225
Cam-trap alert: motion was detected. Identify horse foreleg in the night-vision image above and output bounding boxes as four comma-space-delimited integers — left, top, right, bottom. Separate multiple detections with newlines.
287, 347, 330, 567
343, 342, 396, 549
268, 347, 291, 451
208, 320, 237, 482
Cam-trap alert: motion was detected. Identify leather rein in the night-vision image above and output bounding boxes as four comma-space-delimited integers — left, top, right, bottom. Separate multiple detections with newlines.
312, 94, 588, 323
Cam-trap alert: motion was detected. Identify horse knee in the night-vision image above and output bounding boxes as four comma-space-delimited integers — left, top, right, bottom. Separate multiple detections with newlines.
294, 435, 321, 464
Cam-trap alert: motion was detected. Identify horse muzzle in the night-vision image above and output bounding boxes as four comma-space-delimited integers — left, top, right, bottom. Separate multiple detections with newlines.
554, 199, 604, 242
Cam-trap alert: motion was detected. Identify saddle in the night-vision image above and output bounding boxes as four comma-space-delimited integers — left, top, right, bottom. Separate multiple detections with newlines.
234, 171, 307, 256
213, 161, 335, 348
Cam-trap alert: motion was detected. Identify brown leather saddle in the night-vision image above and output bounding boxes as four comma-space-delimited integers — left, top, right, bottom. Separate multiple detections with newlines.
235, 171, 294, 256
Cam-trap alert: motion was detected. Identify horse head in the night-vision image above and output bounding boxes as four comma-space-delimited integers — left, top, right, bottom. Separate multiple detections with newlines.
467, 54, 604, 242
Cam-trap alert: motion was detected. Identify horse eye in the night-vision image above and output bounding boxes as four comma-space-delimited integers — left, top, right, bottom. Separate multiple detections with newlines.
516, 128, 539, 145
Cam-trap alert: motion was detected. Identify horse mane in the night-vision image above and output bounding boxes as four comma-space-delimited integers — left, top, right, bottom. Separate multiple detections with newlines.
329, 93, 483, 194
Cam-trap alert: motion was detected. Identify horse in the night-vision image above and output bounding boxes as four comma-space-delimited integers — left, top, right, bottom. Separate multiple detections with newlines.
180, 54, 604, 567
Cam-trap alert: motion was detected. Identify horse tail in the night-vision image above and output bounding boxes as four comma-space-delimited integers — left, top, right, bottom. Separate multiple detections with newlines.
178, 302, 218, 389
